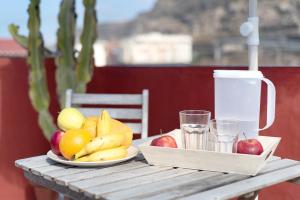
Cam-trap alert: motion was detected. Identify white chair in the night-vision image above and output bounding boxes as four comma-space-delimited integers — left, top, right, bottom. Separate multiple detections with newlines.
65, 89, 149, 139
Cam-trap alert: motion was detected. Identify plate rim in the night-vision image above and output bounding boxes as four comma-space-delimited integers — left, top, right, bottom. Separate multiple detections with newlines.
47, 146, 139, 166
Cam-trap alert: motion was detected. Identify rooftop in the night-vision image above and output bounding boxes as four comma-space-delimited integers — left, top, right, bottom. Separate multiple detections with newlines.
0, 39, 27, 57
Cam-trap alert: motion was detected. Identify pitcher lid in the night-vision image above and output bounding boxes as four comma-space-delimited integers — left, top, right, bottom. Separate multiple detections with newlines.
213, 70, 263, 78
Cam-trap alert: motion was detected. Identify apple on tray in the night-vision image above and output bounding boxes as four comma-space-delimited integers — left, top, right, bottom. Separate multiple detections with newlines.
150, 135, 178, 148
237, 138, 264, 155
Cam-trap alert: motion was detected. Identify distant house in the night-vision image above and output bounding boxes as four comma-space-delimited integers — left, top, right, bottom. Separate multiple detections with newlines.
0, 39, 27, 57
120, 32, 193, 65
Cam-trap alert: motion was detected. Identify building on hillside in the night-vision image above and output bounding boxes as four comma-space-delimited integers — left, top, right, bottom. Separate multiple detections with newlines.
0, 39, 27, 57
120, 32, 192, 65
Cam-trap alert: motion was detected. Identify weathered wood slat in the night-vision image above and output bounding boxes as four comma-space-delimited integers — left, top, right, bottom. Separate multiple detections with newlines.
16, 158, 300, 200
88, 159, 295, 200
14, 138, 300, 200
181, 163, 300, 200
145, 173, 249, 200
16, 157, 56, 171
44, 167, 97, 181
141, 159, 298, 200
42, 151, 147, 184
85, 168, 196, 198
77, 108, 142, 119
53, 161, 148, 186
82, 157, 297, 198
24, 171, 92, 200
99, 159, 296, 200
68, 165, 172, 192
100, 170, 222, 200
15, 155, 48, 167
31, 164, 69, 176
72, 93, 143, 105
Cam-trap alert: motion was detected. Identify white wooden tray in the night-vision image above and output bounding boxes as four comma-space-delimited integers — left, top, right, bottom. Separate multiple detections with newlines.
139, 129, 281, 175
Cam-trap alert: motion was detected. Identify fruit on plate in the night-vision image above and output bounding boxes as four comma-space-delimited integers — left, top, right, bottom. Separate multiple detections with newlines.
151, 135, 178, 148
74, 133, 126, 159
75, 146, 128, 162
96, 110, 133, 147
82, 116, 98, 138
50, 130, 64, 155
57, 107, 85, 131
96, 110, 111, 137
59, 129, 92, 160
52, 109, 133, 162
237, 139, 264, 155
110, 119, 133, 148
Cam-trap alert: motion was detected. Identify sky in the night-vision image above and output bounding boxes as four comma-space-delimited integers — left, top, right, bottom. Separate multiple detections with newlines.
0, 0, 156, 46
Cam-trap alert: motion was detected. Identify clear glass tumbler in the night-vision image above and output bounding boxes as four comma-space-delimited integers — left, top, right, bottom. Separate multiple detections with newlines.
179, 110, 211, 150
208, 119, 240, 153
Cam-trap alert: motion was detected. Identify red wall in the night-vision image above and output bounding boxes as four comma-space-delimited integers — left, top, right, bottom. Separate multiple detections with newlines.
1, 58, 300, 199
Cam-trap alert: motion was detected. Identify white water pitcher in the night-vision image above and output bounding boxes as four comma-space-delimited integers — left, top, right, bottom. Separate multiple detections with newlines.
214, 70, 276, 139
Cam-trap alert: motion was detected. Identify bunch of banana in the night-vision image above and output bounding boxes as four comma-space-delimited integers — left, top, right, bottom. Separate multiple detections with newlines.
97, 110, 111, 136
74, 110, 133, 162
76, 146, 128, 162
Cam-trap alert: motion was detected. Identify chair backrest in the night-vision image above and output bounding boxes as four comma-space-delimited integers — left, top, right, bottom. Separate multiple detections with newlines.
65, 89, 149, 139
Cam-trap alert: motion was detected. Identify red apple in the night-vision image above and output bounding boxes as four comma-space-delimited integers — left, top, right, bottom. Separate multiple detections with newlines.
50, 130, 64, 155
237, 139, 263, 155
150, 135, 178, 148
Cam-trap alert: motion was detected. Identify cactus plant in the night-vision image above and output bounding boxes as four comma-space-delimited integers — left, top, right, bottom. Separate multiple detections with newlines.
28, 0, 56, 140
9, 0, 97, 140
55, 0, 77, 108
76, 0, 97, 93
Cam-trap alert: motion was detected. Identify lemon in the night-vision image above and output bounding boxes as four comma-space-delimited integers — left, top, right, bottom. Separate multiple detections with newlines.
57, 108, 85, 131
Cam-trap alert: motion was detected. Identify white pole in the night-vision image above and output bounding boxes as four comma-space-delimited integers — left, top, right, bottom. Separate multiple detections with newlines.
248, 45, 258, 71
248, 0, 259, 71
248, 0, 259, 188
240, 0, 259, 71
249, 0, 257, 17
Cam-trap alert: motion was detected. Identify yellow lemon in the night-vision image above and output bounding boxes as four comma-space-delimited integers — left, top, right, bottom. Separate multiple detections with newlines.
57, 108, 85, 131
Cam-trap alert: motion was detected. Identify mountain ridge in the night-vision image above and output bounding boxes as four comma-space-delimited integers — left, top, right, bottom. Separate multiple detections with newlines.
98, 0, 300, 42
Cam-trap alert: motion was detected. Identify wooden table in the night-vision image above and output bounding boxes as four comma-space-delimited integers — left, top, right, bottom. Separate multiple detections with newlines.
15, 139, 300, 200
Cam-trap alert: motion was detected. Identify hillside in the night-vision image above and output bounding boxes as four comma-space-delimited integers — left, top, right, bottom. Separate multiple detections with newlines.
98, 0, 300, 42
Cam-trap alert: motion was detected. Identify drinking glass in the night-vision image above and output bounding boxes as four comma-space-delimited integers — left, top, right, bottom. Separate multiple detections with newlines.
179, 110, 211, 150
208, 119, 240, 153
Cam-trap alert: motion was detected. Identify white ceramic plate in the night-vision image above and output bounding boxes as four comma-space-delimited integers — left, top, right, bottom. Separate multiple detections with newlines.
47, 146, 139, 167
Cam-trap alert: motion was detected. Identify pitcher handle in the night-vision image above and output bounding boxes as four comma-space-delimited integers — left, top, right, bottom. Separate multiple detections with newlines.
259, 78, 276, 131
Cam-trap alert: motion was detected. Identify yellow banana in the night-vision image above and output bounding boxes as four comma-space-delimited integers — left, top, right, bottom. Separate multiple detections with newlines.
75, 156, 89, 162
74, 133, 125, 159
110, 119, 133, 148
75, 146, 128, 162
97, 110, 111, 137
82, 116, 98, 139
